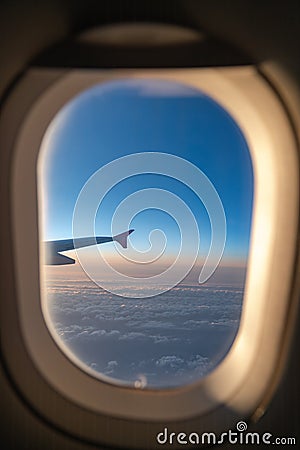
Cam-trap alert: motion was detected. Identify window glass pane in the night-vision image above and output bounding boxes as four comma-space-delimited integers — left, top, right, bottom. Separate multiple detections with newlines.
38, 78, 253, 388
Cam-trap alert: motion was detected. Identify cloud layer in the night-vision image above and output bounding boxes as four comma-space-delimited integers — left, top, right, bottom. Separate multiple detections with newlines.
45, 271, 243, 388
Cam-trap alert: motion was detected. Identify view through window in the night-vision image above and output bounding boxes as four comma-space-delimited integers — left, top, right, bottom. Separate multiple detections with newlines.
38, 78, 253, 388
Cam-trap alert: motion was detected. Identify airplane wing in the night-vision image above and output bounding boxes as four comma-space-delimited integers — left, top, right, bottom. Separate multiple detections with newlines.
44, 229, 134, 265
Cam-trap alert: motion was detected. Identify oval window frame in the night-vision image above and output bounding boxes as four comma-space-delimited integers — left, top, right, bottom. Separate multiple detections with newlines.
2, 66, 298, 444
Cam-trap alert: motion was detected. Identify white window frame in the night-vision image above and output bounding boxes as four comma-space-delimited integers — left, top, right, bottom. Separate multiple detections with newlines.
2, 65, 298, 446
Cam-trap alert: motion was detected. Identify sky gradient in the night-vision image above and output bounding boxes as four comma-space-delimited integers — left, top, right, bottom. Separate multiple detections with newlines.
39, 78, 253, 277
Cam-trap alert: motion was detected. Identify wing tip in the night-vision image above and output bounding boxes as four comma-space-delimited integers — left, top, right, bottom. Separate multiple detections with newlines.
113, 229, 135, 248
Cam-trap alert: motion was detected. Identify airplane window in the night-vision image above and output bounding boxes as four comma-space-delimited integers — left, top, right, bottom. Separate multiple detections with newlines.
38, 78, 253, 388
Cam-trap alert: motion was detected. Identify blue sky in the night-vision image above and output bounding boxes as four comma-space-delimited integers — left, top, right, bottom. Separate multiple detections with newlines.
40, 78, 253, 267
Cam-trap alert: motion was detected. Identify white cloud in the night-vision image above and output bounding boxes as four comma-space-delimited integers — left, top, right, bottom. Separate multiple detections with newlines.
119, 332, 145, 340
104, 360, 118, 375
156, 355, 185, 368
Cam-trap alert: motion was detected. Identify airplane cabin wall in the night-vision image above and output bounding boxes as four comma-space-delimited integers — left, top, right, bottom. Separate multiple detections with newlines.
0, 1, 299, 449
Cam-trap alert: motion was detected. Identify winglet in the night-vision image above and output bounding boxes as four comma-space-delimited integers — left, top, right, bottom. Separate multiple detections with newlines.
113, 229, 134, 248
